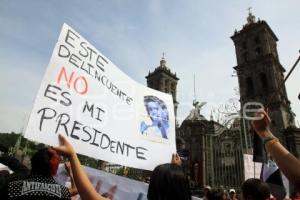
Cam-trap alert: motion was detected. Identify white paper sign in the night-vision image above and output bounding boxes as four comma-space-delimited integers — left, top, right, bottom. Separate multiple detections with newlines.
243, 154, 262, 180
55, 164, 201, 200
25, 24, 176, 170
56, 164, 148, 200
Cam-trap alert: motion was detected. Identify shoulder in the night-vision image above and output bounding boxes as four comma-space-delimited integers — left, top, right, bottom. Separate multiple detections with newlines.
7, 176, 71, 199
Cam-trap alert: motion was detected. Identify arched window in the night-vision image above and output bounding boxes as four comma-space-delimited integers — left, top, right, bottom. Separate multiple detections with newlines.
171, 83, 175, 90
165, 79, 169, 86
246, 77, 254, 95
259, 73, 268, 90
242, 41, 247, 50
254, 36, 261, 44
255, 47, 262, 55
243, 52, 249, 62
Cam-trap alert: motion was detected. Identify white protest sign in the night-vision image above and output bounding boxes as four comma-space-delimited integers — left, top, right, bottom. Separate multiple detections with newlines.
0, 163, 12, 174
56, 164, 148, 200
55, 164, 201, 200
25, 23, 176, 170
243, 154, 262, 180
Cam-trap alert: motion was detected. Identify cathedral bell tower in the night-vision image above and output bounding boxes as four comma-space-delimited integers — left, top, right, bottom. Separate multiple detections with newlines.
145, 54, 179, 117
231, 11, 294, 144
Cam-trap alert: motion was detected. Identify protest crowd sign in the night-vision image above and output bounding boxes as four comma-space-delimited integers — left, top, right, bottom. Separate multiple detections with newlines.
25, 24, 176, 170
243, 154, 262, 180
56, 164, 201, 200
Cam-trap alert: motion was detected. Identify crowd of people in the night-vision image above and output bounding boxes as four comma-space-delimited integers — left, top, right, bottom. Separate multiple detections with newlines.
1, 110, 300, 199
201, 181, 272, 200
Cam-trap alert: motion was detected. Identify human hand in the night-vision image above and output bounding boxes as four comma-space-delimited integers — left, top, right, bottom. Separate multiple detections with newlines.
52, 134, 76, 158
171, 153, 182, 166
251, 110, 272, 138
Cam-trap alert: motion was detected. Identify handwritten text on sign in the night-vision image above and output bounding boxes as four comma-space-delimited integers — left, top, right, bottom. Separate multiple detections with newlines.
25, 24, 176, 170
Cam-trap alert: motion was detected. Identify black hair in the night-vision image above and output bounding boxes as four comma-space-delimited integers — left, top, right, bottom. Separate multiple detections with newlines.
207, 190, 223, 200
0, 170, 10, 176
144, 96, 167, 109
144, 95, 169, 121
147, 163, 191, 200
241, 178, 270, 200
30, 148, 52, 176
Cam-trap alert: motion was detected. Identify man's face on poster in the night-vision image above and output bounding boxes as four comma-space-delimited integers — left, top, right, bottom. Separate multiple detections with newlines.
146, 101, 161, 122
143, 97, 169, 139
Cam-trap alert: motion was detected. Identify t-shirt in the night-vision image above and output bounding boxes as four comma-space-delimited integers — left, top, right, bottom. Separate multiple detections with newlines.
6, 175, 70, 200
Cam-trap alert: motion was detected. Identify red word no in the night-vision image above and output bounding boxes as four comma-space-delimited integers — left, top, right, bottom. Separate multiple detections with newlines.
56, 66, 88, 95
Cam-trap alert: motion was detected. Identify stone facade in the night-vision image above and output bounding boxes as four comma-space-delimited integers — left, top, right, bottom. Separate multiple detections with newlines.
177, 105, 214, 189
231, 12, 295, 146
146, 56, 179, 116
212, 125, 245, 191
284, 127, 300, 158
143, 12, 300, 193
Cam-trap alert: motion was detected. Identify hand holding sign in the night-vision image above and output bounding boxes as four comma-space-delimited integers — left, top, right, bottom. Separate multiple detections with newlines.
171, 153, 182, 166
251, 109, 272, 139
52, 134, 76, 157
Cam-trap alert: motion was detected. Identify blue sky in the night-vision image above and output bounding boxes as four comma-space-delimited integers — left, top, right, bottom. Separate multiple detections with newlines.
1, 0, 300, 132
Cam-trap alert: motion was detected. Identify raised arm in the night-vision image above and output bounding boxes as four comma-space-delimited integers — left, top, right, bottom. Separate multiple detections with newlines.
251, 110, 300, 190
52, 134, 107, 200
64, 161, 78, 196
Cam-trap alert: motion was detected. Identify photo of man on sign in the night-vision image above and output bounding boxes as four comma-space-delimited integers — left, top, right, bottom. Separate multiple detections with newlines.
140, 95, 169, 140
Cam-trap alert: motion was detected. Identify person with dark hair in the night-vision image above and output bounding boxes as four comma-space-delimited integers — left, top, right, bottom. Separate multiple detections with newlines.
140, 95, 169, 139
0, 143, 29, 195
53, 134, 191, 200
229, 189, 237, 200
292, 191, 300, 200
220, 190, 229, 200
147, 162, 191, 200
208, 190, 226, 200
203, 185, 212, 200
241, 178, 270, 200
3, 147, 71, 200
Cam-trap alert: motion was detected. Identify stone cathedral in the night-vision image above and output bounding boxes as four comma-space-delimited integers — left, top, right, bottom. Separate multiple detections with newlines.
231, 11, 295, 146
145, 55, 179, 117
145, 12, 300, 194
